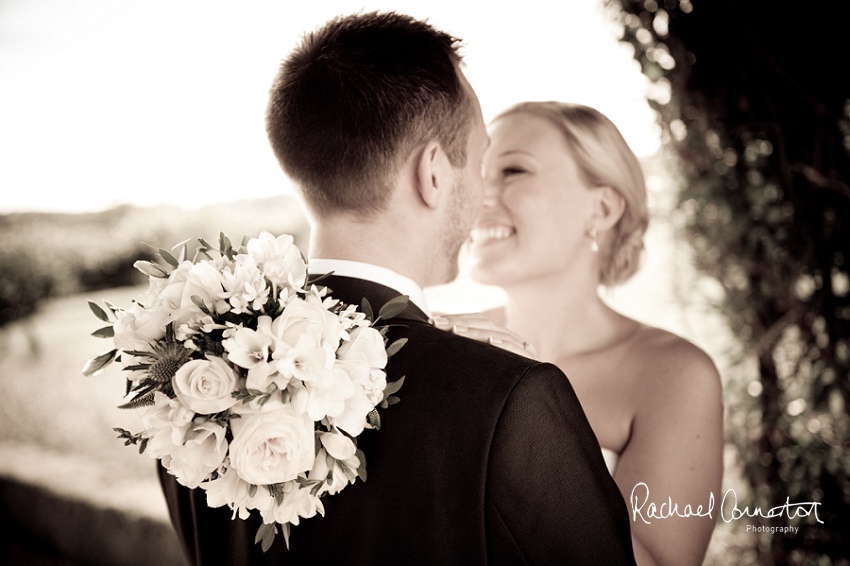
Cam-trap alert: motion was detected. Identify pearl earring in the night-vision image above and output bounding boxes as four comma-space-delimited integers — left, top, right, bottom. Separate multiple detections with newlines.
589, 227, 599, 253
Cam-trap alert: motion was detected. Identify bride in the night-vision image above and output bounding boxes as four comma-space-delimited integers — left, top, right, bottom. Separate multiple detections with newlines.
433, 101, 724, 566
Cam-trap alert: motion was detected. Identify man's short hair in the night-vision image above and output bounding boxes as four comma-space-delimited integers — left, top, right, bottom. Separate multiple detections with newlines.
266, 11, 472, 216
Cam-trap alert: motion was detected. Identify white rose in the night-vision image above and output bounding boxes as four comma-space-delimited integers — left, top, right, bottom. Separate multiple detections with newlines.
173, 356, 239, 414
229, 406, 315, 485
162, 261, 229, 328
247, 232, 307, 290
150, 260, 194, 311
270, 298, 342, 354
167, 420, 228, 488
113, 302, 168, 349
337, 326, 387, 369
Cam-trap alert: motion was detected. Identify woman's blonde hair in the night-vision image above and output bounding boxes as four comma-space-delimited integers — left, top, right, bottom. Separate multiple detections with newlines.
494, 101, 649, 286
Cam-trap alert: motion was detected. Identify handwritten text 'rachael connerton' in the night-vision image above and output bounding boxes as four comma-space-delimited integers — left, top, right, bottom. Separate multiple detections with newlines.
629, 483, 823, 525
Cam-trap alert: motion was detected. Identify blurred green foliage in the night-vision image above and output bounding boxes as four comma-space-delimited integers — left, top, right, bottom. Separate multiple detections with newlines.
0, 197, 309, 328
608, 1, 850, 564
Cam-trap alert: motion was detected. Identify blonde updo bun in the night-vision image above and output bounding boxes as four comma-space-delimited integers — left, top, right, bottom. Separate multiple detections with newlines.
494, 101, 649, 286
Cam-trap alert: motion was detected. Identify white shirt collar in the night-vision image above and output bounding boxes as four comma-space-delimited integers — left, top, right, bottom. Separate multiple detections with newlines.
307, 258, 431, 318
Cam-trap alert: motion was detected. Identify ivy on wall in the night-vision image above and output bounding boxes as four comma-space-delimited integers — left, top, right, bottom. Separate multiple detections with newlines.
606, 1, 850, 564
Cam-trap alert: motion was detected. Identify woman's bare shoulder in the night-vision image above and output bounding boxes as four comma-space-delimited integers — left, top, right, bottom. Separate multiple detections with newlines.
626, 324, 722, 400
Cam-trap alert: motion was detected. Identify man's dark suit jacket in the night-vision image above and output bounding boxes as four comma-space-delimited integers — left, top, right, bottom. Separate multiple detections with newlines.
159, 275, 636, 565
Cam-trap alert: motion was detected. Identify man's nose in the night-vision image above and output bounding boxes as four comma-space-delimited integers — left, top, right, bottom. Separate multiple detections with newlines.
481, 179, 499, 208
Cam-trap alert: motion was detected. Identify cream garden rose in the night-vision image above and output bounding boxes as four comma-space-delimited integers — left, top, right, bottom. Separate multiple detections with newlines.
229, 405, 316, 485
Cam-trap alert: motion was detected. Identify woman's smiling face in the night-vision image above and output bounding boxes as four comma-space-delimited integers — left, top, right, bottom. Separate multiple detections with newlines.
468, 112, 597, 287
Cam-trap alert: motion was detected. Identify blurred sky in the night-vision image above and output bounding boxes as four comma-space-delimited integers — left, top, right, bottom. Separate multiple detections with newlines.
0, 0, 659, 213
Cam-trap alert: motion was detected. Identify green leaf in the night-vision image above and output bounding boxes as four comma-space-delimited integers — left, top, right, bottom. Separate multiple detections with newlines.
91, 325, 114, 339
123, 349, 155, 358
170, 237, 191, 261
103, 300, 120, 316
361, 298, 374, 322
198, 237, 215, 250
377, 295, 409, 321
385, 338, 407, 358
159, 248, 179, 268
191, 295, 211, 315
88, 300, 110, 322
82, 349, 118, 377
255, 523, 277, 552
194, 248, 214, 262
281, 523, 291, 551
355, 449, 367, 481
219, 232, 234, 259
134, 260, 168, 278
382, 375, 405, 398
306, 270, 334, 286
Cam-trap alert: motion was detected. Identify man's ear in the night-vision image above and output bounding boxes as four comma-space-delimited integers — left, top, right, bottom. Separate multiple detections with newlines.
415, 140, 449, 209
590, 186, 626, 231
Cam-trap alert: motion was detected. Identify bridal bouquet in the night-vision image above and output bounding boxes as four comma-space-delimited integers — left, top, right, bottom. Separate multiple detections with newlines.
83, 232, 406, 550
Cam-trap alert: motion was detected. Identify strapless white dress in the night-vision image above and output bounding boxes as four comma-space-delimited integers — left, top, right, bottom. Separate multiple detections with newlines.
601, 447, 619, 476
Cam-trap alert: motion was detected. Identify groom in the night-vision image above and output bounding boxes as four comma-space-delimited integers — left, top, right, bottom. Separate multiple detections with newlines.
160, 11, 636, 565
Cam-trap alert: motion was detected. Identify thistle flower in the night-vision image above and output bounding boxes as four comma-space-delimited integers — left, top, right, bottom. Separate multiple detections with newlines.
119, 325, 192, 409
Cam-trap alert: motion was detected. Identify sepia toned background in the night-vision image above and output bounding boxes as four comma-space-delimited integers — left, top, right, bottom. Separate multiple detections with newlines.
2, 1, 847, 565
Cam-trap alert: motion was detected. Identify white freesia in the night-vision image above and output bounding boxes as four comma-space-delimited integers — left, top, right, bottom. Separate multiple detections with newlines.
247, 232, 307, 290
141, 392, 195, 460
222, 317, 276, 390
276, 333, 335, 384
168, 420, 229, 488
308, 447, 361, 497
222, 255, 269, 314
204, 464, 275, 520
329, 360, 377, 436
229, 406, 315, 485
260, 482, 324, 526
288, 365, 355, 422
319, 431, 357, 460
173, 356, 239, 414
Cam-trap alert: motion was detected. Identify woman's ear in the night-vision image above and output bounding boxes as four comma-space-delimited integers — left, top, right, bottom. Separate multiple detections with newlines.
589, 186, 626, 231
415, 140, 450, 209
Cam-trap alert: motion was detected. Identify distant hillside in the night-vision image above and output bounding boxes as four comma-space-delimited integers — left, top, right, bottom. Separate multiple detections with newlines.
0, 196, 309, 325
